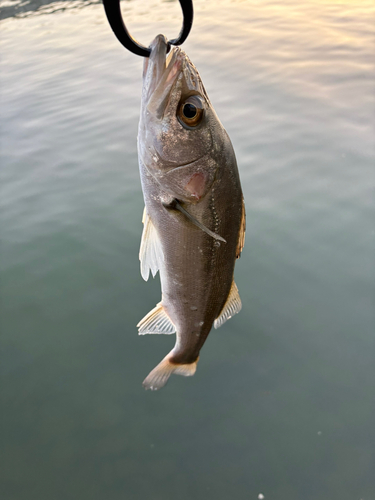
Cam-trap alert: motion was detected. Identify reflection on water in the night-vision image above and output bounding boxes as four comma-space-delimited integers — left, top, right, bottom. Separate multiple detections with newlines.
1, 1, 374, 499
0, 0, 99, 19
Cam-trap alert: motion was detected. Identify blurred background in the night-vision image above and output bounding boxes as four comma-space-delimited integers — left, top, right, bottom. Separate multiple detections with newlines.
1, 0, 374, 499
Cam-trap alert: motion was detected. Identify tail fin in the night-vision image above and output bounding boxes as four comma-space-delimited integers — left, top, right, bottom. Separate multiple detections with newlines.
143, 353, 198, 391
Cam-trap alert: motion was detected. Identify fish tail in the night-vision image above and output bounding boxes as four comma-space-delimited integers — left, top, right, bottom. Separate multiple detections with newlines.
143, 353, 198, 391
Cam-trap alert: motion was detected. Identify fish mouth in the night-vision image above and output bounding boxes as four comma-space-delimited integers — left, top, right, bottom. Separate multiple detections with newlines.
142, 35, 206, 119
142, 35, 183, 113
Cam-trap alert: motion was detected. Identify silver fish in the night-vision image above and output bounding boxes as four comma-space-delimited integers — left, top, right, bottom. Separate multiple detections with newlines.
137, 35, 245, 390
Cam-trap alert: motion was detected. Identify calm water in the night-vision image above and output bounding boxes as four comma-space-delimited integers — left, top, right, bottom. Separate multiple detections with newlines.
1, 0, 374, 499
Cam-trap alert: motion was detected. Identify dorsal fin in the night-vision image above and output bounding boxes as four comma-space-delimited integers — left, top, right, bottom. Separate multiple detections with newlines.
137, 302, 176, 335
236, 197, 246, 259
214, 280, 242, 329
139, 208, 164, 281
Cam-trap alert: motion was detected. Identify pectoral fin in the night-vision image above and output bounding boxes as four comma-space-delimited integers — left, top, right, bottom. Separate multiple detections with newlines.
163, 198, 226, 243
139, 208, 164, 281
214, 280, 242, 329
137, 302, 176, 335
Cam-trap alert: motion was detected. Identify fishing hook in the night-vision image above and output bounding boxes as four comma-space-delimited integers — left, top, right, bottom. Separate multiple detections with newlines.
102, 0, 194, 57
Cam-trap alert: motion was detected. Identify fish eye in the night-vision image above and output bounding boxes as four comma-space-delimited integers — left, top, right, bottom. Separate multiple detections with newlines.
178, 96, 204, 128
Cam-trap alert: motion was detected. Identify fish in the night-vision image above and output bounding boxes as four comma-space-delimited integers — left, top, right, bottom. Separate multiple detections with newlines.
137, 35, 245, 390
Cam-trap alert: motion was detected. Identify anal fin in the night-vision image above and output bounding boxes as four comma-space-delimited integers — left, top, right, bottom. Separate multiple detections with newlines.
139, 208, 164, 281
137, 302, 176, 335
214, 280, 242, 329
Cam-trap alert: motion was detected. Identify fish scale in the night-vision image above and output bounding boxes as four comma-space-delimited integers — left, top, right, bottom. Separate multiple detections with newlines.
137, 34, 245, 390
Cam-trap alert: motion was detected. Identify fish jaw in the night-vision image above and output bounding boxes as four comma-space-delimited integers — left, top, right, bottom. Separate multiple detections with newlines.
143, 43, 183, 119
141, 35, 208, 117
141, 35, 168, 105
141, 35, 185, 121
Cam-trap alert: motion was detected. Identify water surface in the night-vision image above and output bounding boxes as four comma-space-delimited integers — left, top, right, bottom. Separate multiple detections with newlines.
1, 1, 374, 499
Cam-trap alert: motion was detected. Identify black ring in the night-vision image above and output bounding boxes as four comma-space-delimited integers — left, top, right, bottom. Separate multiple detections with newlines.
102, 0, 194, 57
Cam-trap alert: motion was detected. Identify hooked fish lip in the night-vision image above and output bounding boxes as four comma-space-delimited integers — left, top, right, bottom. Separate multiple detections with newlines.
145, 37, 183, 104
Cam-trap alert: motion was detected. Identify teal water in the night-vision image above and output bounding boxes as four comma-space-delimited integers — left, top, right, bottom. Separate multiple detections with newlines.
1, 1, 374, 499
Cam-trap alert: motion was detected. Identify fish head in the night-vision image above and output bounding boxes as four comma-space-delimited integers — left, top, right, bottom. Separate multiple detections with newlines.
138, 35, 227, 203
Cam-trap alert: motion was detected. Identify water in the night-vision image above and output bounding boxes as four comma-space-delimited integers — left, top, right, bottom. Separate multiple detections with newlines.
1, 0, 374, 498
